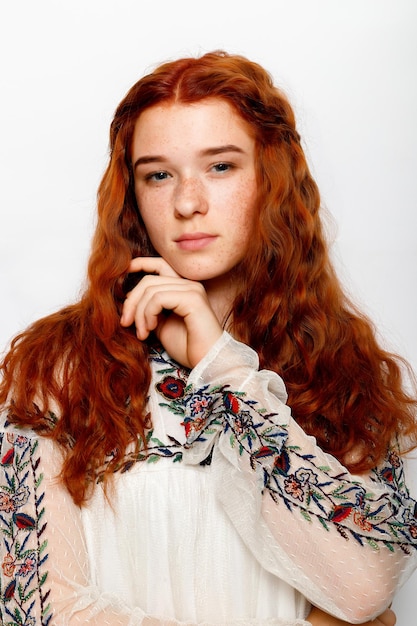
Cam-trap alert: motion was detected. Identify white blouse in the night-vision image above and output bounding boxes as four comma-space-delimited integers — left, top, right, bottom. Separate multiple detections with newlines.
1, 332, 416, 625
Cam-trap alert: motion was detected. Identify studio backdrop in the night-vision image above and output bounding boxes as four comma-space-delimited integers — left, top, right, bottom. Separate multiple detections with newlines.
0, 1, 416, 622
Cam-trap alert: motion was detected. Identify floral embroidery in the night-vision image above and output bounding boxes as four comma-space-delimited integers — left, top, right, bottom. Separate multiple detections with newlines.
156, 376, 186, 400
179, 381, 417, 553
0, 430, 52, 626
284, 476, 304, 501
102, 344, 417, 556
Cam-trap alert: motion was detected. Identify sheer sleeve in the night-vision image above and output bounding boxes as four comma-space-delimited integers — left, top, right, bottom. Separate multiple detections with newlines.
182, 332, 417, 624
0, 416, 310, 626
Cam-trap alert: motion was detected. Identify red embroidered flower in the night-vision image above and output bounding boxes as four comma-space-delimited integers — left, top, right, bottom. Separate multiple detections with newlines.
410, 525, 417, 539
156, 376, 186, 399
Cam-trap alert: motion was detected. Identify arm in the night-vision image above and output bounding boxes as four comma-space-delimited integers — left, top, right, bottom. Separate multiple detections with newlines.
181, 333, 417, 623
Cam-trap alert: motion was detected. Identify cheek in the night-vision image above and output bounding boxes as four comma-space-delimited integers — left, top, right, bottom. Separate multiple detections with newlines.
229, 180, 258, 232
136, 191, 166, 241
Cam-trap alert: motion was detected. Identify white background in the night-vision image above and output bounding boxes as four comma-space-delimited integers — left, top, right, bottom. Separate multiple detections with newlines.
0, 0, 416, 622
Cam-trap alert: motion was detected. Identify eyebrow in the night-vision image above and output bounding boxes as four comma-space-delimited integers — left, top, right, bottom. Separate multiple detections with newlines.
133, 144, 245, 170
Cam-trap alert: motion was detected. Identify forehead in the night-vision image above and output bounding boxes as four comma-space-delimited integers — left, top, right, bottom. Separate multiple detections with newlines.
131, 99, 255, 153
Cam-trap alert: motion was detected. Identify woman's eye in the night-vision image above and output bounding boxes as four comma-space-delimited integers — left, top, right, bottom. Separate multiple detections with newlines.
212, 162, 233, 173
146, 171, 170, 182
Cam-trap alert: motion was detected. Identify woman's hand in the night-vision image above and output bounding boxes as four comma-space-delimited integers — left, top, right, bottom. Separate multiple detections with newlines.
120, 257, 223, 368
307, 606, 396, 626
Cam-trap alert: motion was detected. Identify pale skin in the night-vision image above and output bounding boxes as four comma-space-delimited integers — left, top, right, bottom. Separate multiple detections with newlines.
120, 99, 396, 626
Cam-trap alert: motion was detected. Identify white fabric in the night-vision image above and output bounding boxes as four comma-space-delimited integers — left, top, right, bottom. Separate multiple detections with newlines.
1, 332, 416, 625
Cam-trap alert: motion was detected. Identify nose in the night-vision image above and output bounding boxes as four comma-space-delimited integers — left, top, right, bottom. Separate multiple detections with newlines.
174, 176, 208, 218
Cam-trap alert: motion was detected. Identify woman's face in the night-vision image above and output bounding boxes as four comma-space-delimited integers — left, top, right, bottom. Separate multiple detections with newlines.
131, 98, 258, 291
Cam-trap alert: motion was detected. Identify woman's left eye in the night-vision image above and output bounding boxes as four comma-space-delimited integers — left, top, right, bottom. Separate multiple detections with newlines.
212, 162, 233, 173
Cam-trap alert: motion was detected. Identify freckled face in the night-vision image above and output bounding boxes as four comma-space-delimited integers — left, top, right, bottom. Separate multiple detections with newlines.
131, 99, 258, 290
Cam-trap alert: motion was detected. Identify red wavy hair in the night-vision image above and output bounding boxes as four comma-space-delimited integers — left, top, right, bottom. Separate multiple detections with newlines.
1, 51, 416, 505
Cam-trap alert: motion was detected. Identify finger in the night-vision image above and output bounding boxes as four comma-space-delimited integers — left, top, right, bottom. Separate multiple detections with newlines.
128, 256, 180, 278
135, 283, 206, 339
121, 276, 192, 328
139, 291, 185, 340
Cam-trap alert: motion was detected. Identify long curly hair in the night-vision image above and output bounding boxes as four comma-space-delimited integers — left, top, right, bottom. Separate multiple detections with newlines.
1, 51, 416, 505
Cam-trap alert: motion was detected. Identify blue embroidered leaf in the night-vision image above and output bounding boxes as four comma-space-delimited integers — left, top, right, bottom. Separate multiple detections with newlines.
5, 472, 16, 490
351, 530, 365, 546
39, 554, 48, 568
319, 480, 333, 488
19, 533, 30, 553
0, 513, 13, 534
159, 448, 174, 456
367, 503, 386, 518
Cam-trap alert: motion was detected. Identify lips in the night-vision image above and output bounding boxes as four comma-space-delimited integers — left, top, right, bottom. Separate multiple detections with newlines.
175, 232, 217, 251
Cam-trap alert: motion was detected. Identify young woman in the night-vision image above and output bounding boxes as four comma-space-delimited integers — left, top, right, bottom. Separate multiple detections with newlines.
1, 50, 415, 626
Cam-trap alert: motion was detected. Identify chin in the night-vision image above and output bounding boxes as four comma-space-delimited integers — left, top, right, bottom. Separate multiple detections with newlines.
171, 264, 217, 282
